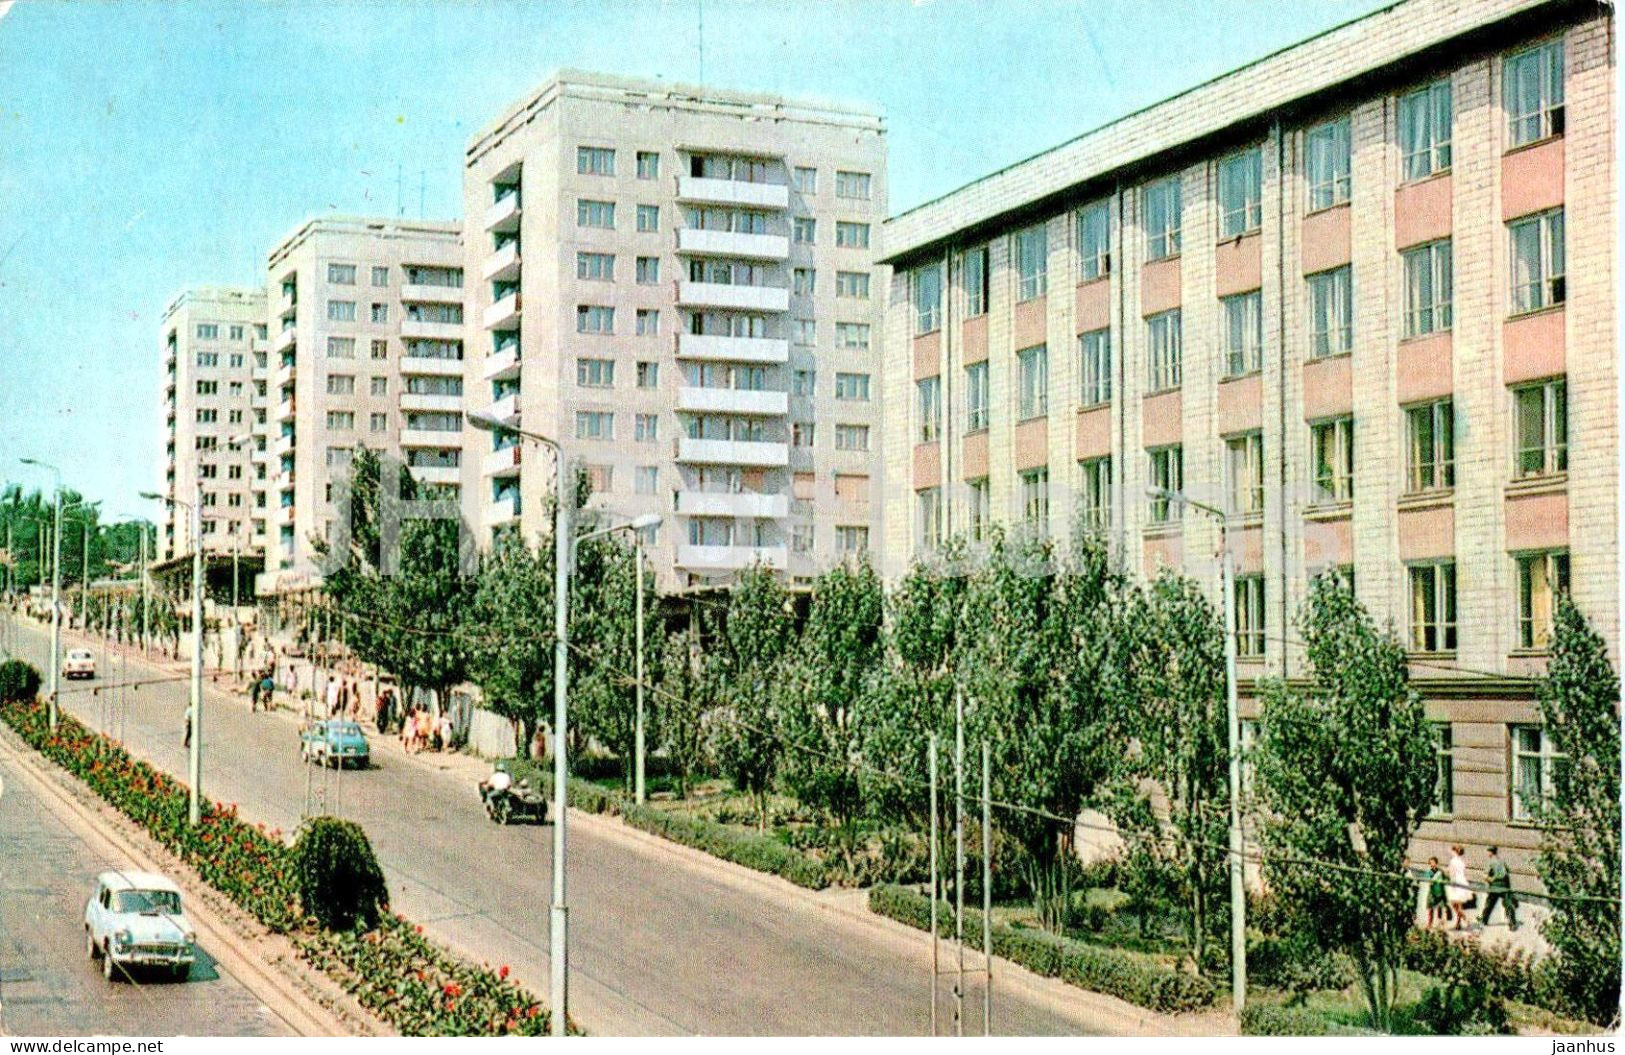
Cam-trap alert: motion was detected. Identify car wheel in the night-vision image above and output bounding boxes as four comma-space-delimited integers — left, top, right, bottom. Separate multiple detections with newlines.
87, 929, 99, 960
102, 948, 117, 982
495, 801, 511, 825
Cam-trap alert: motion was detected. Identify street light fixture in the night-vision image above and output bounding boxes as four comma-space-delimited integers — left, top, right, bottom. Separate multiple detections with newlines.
20, 457, 64, 729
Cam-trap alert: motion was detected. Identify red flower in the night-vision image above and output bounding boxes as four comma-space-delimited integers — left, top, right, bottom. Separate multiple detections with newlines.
443, 982, 462, 997
498, 965, 509, 980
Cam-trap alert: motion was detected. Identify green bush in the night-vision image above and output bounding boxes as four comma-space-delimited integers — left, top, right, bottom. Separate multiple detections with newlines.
1239, 1003, 1331, 1036
1249, 933, 1355, 1002
1414, 981, 1510, 1036
868, 884, 1216, 1014
0, 659, 41, 704
293, 816, 391, 932
1400, 928, 1540, 1005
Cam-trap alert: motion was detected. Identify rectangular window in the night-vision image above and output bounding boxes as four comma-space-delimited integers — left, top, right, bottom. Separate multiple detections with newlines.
1143, 176, 1182, 260
966, 478, 990, 542
636, 151, 659, 179
576, 358, 615, 388
1509, 208, 1565, 313
917, 487, 942, 550
1014, 224, 1048, 300
962, 246, 989, 316
577, 199, 615, 228
793, 217, 816, 244
577, 252, 615, 281
575, 411, 614, 441
1311, 416, 1355, 503
1517, 549, 1570, 650
1409, 561, 1458, 653
835, 221, 870, 249
1403, 240, 1454, 336
634, 465, 659, 495
1307, 266, 1353, 358
1511, 724, 1567, 821
1429, 724, 1455, 817
1017, 344, 1048, 419
370, 412, 387, 432
1222, 290, 1263, 376
325, 410, 355, 430
836, 372, 872, 401
1235, 574, 1266, 657
965, 361, 989, 432
576, 305, 614, 334
793, 167, 817, 194
636, 204, 659, 232
370, 302, 389, 324
1080, 456, 1112, 531
836, 271, 870, 300
1146, 310, 1183, 391
371, 266, 390, 287
326, 336, 355, 358
195, 408, 217, 424
1079, 329, 1111, 406
228, 324, 244, 340
370, 377, 388, 396
913, 264, 943, 334
1399, 80, 1453, 180
1306, 117, 1352, 210
835, 424, 870, 452
1148, 446, 1184, 523
1021, 468, 1050, 534
195, 379, 218, 395
635, 256, 659, 284
792, 421, 816, 448
635, 414, 659, 443
195, 351, 218, 368
1226, 432, 1265, 515
577, 146, 615, 176
793, 319, 817, 346
836, 171, 872, 199
636, 361, 658, 388
1505, 40, 1565, 147
792, 369, 816, 397
1076, 202, 1110, 281
371, 339, 388, 359
195, 323, 219, 339
793, 268, 816, 296
1217, 148, 1263, 237
836, 322, 871, 350
1407, 399, 1455, 491
325, 374, 355, 395
636, 308, 660, 336
835, 526, 869, 554
1514, 378, 1568, 477
918, 376, 942, 441
792, 524, 815, 553
327, 263, 356, 285
327, 300, 356, 322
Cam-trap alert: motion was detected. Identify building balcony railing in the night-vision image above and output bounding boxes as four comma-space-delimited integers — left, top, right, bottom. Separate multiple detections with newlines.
275, 398, 295, 421
400, 283, 465, 306
398, 355, 465, 377
275, 505, 297, 527
675, 176, 790, 211
481, 393, 519, 429
482, 346, 521, 382
400, 318, 465, 341
482, 293, 521, 331
272, 326, 296, 354
399, 392, 464, 413
676, 281, 789, 313
273, 362, 295, 389
675, 228, 790, 261
675, 543, 788, 571
483, 444, 522, 478
409, 464, 461, 486
675, 436, 788, 467
482, 242, 521, 282
483, 192, 521, 233
273, 433, 295, 459
675, 386, 788, 416
486, 493, 521, 526
675, 333, 790, 364
675, 491, 789, 519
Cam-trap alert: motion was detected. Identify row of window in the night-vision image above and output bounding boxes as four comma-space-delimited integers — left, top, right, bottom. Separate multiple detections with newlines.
192, 323, 266, 341
572, 146, 874, 201
324, 263, 463, 288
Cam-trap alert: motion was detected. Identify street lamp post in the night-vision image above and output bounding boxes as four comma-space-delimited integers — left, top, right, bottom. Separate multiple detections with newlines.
20, 458, 64, 730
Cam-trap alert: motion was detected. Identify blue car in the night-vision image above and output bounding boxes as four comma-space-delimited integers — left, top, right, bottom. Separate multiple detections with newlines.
300, 720, 371, 769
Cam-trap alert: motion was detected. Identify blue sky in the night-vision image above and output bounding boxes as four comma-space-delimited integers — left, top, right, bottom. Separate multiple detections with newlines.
0, 0, 1388, 518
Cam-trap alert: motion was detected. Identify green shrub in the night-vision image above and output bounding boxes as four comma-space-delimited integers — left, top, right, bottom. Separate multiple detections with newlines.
1401, 928, 1540, 1005
293, 816, 391, 932
1414, 981, 1510, 1036
1239, 1003, 1332, 1036
621, 802, 830, 889
1250, 933, 1355, 1003
0, 660, 41, 704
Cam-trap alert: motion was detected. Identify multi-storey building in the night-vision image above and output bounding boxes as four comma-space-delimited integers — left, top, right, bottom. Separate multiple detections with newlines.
879, 0, 1614, 881
264, 216, 465, 573
460, 70, 887, 590
159, 287, 270, 561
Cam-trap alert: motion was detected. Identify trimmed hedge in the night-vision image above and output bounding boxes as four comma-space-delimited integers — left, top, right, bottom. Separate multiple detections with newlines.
1239, 1003, 1330, 1036
868, 884, 1216, 1014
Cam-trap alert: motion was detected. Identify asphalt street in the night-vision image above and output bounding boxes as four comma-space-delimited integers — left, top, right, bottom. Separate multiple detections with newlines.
5, 619, 1105, 1036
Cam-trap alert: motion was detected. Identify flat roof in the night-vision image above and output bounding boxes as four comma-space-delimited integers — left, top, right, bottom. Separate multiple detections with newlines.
161, 286, 267, 322
266, 215, 462, 271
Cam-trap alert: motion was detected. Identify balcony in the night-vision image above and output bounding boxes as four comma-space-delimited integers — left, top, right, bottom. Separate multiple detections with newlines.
676, 544, 788, 571
249, 392, 268, 410
483, 293, 521, 331
400, 427, 461, 448
400, 283, 465, 305
482, 242, 521, 282
399, 392, 463, 413
482, 346, 521, 382
483, 192, 521, 233
675, 491, 789, 519
676, 281, 789, 313
275, 397, 296, 421
275, 505, 297, 527
483, 444, 522, 478
251, 360, 269, 381
400, 317, 465, 342
675, 436, 788, 467
675, 333, 789, 364
676, 387, 788, 416
481, 393, 519, 429
274, 362, 295, 389
273, 433, 295, 459
676, 228, 790, 261
250, 445, 271, 464
675, 176, 790, 211
272, 326, 296, 354
486, 493, 520, 526
398, 355, 464, 377
410, 464, 461, 486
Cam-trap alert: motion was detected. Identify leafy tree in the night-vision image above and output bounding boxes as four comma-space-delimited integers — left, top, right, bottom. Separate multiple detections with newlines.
1253, 573, 1435, 1032
711, 565, 795, 830
656, 625, 711, 798
571, 525, 662, 790
0, 659, 41, 703
1533, 597, 1621, 1026
467, 534, 554, 756
292, 816, 390, 932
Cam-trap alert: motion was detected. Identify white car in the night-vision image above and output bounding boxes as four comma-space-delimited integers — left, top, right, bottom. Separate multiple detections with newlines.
62, 649, 96, 680
84, 871, 197, 982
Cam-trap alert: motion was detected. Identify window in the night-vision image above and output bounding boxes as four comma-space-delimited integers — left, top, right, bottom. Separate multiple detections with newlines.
1399, 80, 1453, 180
1076, 202, 1110, 280
1409, 562, 1458, 653
636, 204, 659, 232
577, 146, 615, 176
1311, 417, 1355, 503
577, 305, 614, 334
836, 271, 870, 300
371, 266, 390, 287
577, 358, 615, 388
792, 421, 816, 448
917, 376, 941, 441
836, 322, 871, 350
1222, 290, 1263, 376
1428, 724, 1456, 817
1014, 224, 1047, 300
637, 361, 659, 388
577, 199, 615, 228
965, 361, 989, 432
1516, 549, 1570, 650
835, 424, 870, 451
1235, 574, 1265, 657
1148, 446, 1183, 523
195, 408, 217, 423
1509, 208, 1565, 313
793, 217, 817, 244
633, 256, 660, 285
1505, 40, 1565, 147
962, 246, 989, 316
326, 374, 355, 395
228, 324, 244, 340
635, 150, 659, 179
917, 488, 942, 550
913, 264, 942, 334
1017, 345, 1048, 419
966, 478, 990, 541
1217, 149, 1263, 237
1514, 378, 1567, 477
1079, 329, 1111, 406
1146, 310, 1182, 391
635, 414, 659, 442
195, 379, 218, 395
792, 524, 815, 553
836, 526, 869, 553
1021, 468, 1050, 534
578, 252, 615, 281
254, 323, 267, 339
792, 369, 816, 397
326, 336, 355, 358
1306, 117, 1352, 210
793, 167, 817, 194
575, 411, 614, 440
836, 372, 871, 401
370, 412, 387, 432
194, 323, 219, 341
327, 264, 356, 285
326, 410, 355, 430
195, 351, 218, 368
1307, 267, 1353, 358
327, 300, 356, 322
370, 302, 389, 324
1080, 456, 1111, 531
1511, 724, 1567, 821
836, 170, 872, 200
371, 339, 389, 360
1407, 399, 1455, 491
835, 221, 870, 249
793, 319, 817, 346
1226, 432, 1265, 515
1143, 177, 1182, 260
1403, 240, 1454, 336
793, 268, 816, 296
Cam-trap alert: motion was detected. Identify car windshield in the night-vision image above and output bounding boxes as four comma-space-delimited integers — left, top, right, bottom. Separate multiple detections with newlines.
333, 722, 364, 738
69, 651, 91, 660
115, 889, 181, 915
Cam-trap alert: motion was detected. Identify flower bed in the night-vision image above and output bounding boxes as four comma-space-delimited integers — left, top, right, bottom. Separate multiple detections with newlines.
1, 697, 556, 1036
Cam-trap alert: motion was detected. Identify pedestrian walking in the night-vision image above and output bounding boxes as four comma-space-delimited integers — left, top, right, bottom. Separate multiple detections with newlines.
182, 702, 194, 749
258, 669, 275, 712
1481, 846, 1520, 931
1425, 856, 1447, 928
1446, 844, 1472, 930
325, 676, 340, 718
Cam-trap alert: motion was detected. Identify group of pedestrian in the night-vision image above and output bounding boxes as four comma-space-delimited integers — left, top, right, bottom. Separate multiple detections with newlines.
324, 675, 364, 720
249, 665, 276, 712
398, 705, 454, 754
1424, 844, 1519, 932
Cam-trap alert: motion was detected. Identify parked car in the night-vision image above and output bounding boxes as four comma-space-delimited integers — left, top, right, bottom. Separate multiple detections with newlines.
300, 719, 371, 768
62, 649, 96, 680
84, 871, 196, 982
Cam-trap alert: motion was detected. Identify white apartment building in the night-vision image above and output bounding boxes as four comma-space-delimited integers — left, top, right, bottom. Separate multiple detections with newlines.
159, 287, 269, 561
263, 217, 465, 574
460, 70, 887, 590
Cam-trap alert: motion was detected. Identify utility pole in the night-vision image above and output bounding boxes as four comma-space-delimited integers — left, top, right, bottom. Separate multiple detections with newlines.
188, 474, 203, 825
928, 734, 939, 1037
1221, 543, 1246, 1012
49, 484, 62, 728
634, 542, 646, 805
139, 525, 149, 655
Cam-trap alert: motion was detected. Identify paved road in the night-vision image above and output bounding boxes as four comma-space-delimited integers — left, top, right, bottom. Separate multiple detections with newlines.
0, 752, 292, 1036
6, 620, 1101, 1036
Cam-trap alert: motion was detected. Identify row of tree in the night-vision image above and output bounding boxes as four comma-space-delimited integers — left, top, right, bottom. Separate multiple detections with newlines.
0, 483, 154, 592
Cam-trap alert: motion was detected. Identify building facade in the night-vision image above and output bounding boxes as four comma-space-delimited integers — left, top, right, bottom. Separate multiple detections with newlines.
159, 287, 270, 561
879, 0, 1614, 881
460, 71, 888, 590
264, 217, 466, 574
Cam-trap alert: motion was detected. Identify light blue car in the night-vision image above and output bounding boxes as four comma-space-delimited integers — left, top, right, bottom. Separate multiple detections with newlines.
299, 719, 371, 769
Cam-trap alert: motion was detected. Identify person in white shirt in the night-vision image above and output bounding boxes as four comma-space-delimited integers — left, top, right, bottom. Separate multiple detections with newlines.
1446, 844, 1471, 931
